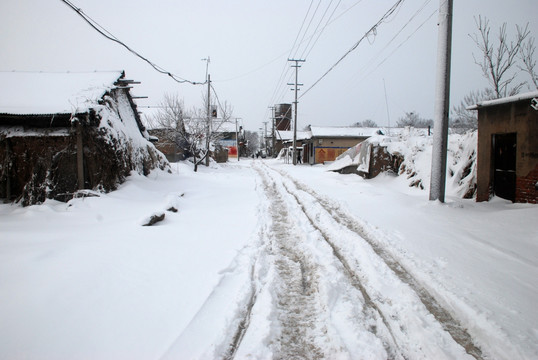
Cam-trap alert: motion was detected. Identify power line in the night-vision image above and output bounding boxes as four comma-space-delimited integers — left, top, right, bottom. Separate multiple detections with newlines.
357, 0, 434, 79
264, 0, 367, 124
291, 0, 323, 60
60, 0, 205, 86
298, 0, 338, 59
267, 0, 366, 112
210, 83, 225, 117
356, 6, 438, 83
302, 0, 343, 60
300, 0, 407, 99
267, 0, 315, 107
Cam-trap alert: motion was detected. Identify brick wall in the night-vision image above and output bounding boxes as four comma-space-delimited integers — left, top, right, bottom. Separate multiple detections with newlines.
516, 165, 538, 203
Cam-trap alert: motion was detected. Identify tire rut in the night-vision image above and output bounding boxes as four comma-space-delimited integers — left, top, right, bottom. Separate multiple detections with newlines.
269, 164, 484, 360
255, 164, 401, 359
258, 167, 326, 359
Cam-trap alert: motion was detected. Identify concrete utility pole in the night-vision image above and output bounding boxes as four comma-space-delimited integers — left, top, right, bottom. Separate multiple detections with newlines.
235, 118, 240, 162
263, 121, 268, 154
205, 73, 211, 167
268, 106, 276, 157
429, 0, 453, 202
288, 59, 305, 165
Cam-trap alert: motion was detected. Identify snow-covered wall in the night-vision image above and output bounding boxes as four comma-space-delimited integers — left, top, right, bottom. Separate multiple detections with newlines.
329, 128, 477, 199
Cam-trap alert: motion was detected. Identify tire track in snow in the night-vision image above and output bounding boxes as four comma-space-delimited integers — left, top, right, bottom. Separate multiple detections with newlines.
255, 166, 327, 359
252, 164, 401, 359
268, 163, 484, 360
223, 263, 258, 360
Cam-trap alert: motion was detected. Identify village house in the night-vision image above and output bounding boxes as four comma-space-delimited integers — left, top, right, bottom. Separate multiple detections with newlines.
274, 126, 383, 164
274, 129, 311, 161
303, 126, 384, 164
0, 71, 168, 205
468, 90, 538, 203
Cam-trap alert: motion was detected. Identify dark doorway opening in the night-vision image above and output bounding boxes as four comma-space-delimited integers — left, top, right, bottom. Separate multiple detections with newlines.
492, 133, 517, 201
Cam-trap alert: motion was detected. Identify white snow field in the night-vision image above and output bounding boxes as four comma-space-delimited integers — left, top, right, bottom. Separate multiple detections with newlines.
1, 157, 537, 359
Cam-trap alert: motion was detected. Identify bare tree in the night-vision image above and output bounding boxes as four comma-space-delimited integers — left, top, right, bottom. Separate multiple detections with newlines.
397, 111, 433, 128
243, 130, 259, 157
471, 16, 530, 98
152, 93, 186, 131
187, 91, 235, 170
352, 119, 378, 127
519, 36, 538, 90
146, 90, 235, 172
451, 88, 495, 131
145, 93, 192, 162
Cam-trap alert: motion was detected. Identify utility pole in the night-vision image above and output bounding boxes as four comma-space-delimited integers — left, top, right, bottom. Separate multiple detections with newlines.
429, 0, 453, 202
205, 73, 211, 166
288, 59, 305, 165
263, 121, 268, 154
383, 78, 391, 136
235, 118, 240, 162
268, 106, 276, 157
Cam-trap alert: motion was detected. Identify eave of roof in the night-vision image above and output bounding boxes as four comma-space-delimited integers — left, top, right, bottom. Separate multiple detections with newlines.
467, 90, 538, 110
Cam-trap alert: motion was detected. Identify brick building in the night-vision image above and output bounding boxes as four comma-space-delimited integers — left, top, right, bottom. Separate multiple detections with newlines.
468, 91, 538, 203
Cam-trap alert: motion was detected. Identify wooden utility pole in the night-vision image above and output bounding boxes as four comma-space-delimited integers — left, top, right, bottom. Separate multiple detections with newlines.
288, 59, 305, 165
429, 0, 453, 202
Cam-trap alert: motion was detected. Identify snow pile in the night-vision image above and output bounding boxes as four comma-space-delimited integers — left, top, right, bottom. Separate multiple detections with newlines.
96, 88, 169, 179
329, 127, 477, 198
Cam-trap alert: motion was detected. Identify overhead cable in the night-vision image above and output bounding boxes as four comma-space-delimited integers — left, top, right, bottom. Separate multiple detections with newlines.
357, 6, 438, 83
300, 0, 406, 98
268, 0, 365, 108
60, 0, 205, 85
266, 1, 314, 111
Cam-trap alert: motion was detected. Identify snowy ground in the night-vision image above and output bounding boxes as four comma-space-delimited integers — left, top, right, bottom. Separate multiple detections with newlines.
1, 159, 537, 359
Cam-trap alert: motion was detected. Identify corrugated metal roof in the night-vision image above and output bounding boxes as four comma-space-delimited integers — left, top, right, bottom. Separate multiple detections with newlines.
0, 71, 124, 115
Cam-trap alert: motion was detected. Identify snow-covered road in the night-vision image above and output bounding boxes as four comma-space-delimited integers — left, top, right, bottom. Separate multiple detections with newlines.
2, 159, 537, 359
230, 162, 481, 359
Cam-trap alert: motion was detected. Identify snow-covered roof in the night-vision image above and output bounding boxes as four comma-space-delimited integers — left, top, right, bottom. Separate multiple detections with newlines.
467, 90, 538, 110
309, 126, 383, 138
183, 119, 238, 134
275, 130, 312, 141
0, 71, 125, 115
214, 120, 238, 133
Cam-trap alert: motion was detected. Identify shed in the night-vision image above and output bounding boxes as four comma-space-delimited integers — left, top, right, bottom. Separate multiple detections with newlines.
468, 91, 538, 203
0, 71, 168, 205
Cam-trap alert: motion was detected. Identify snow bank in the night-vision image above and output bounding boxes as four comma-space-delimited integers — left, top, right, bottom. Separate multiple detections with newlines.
0, 161, 259, 359
329, 127, 477, 198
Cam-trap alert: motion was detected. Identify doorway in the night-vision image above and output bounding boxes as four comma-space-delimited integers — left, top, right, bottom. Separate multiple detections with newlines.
492, 133, 517, 201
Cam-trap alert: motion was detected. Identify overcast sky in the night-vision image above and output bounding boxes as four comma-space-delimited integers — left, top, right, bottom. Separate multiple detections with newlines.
1, 0, 536, 131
